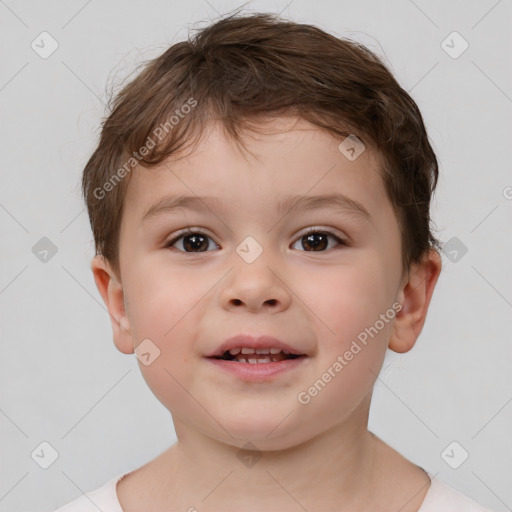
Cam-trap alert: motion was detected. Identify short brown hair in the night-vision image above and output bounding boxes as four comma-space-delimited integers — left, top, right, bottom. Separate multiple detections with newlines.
82, 11, 441, 277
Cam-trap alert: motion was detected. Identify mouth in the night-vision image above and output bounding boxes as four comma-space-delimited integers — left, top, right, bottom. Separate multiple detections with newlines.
204, 334, 309, 380
206, 353, 308, 380
210, 348, 305, 364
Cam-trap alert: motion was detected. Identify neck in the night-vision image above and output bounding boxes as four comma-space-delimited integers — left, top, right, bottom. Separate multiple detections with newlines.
154, 399, 379, 511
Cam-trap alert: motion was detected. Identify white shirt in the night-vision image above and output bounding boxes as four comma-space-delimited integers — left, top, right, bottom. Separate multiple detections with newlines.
53, 470, 495, 511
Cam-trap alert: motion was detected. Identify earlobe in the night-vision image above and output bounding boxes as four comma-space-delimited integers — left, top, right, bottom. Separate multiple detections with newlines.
388, 249, 442, 354
91, 255, 134, 354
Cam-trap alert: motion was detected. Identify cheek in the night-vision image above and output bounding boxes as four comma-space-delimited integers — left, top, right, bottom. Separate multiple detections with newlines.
126, 265, 210, 405
307, 256, 395, 349
137, 354, 202, 428
298, 274, 392, 425
127, 263, 206, 341
297, 257, 396, 416
127, 268, 201, 412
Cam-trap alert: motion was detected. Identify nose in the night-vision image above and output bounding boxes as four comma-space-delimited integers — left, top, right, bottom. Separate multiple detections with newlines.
220, 251, 292, 313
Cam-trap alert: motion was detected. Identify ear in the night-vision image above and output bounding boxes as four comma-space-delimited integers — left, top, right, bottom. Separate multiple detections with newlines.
91, 255, 134, 354
389, 249, 442, 353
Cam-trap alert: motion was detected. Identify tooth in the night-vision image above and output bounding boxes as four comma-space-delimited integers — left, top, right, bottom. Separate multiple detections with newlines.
255, 348, 270, 354
241, 347, 255, 354
270, 348, 281, 354
282, 350, 290, 355
229, 348, 241, 355
232, 354, 284, 364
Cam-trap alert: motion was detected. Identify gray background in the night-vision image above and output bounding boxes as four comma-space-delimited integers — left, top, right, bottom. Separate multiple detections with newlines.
1, 0, 511, 511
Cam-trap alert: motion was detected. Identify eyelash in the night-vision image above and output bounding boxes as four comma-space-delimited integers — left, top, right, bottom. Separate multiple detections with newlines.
164, 227, 348, 252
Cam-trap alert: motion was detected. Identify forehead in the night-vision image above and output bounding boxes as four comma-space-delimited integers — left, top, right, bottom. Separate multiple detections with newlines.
122, 117, 389, 224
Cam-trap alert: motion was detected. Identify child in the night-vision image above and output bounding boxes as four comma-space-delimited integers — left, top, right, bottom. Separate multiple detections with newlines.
54, 11, 495, 512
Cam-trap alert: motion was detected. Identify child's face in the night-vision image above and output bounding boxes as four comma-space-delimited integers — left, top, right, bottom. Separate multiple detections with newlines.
94, 116, 430, 449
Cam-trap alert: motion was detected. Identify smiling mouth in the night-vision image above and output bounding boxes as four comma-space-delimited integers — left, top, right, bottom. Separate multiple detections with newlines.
211, 350, 305, 364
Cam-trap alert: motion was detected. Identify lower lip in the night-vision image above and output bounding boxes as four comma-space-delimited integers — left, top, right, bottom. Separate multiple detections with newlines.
205, 356, 308, 381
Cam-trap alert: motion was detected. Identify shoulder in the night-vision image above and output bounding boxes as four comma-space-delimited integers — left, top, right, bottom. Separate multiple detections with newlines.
419, 472, 495, 512
52, 474, 126, 512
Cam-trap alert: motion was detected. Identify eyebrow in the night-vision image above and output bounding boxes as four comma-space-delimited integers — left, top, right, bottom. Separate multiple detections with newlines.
277, 193, 372, 222
142, 195, 225, 223
141, 193, 372, 224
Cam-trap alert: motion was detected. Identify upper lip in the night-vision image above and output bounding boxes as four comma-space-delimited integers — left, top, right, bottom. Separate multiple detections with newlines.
205, 334, 307, 358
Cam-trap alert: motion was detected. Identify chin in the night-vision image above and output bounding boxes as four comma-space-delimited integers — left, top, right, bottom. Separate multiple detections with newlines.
217, 431, 304, 452
209, 411, 307, 450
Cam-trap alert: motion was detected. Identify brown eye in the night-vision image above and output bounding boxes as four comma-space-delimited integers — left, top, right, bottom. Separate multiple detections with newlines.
166, 230, 219, 252
292, 229, 346, 252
